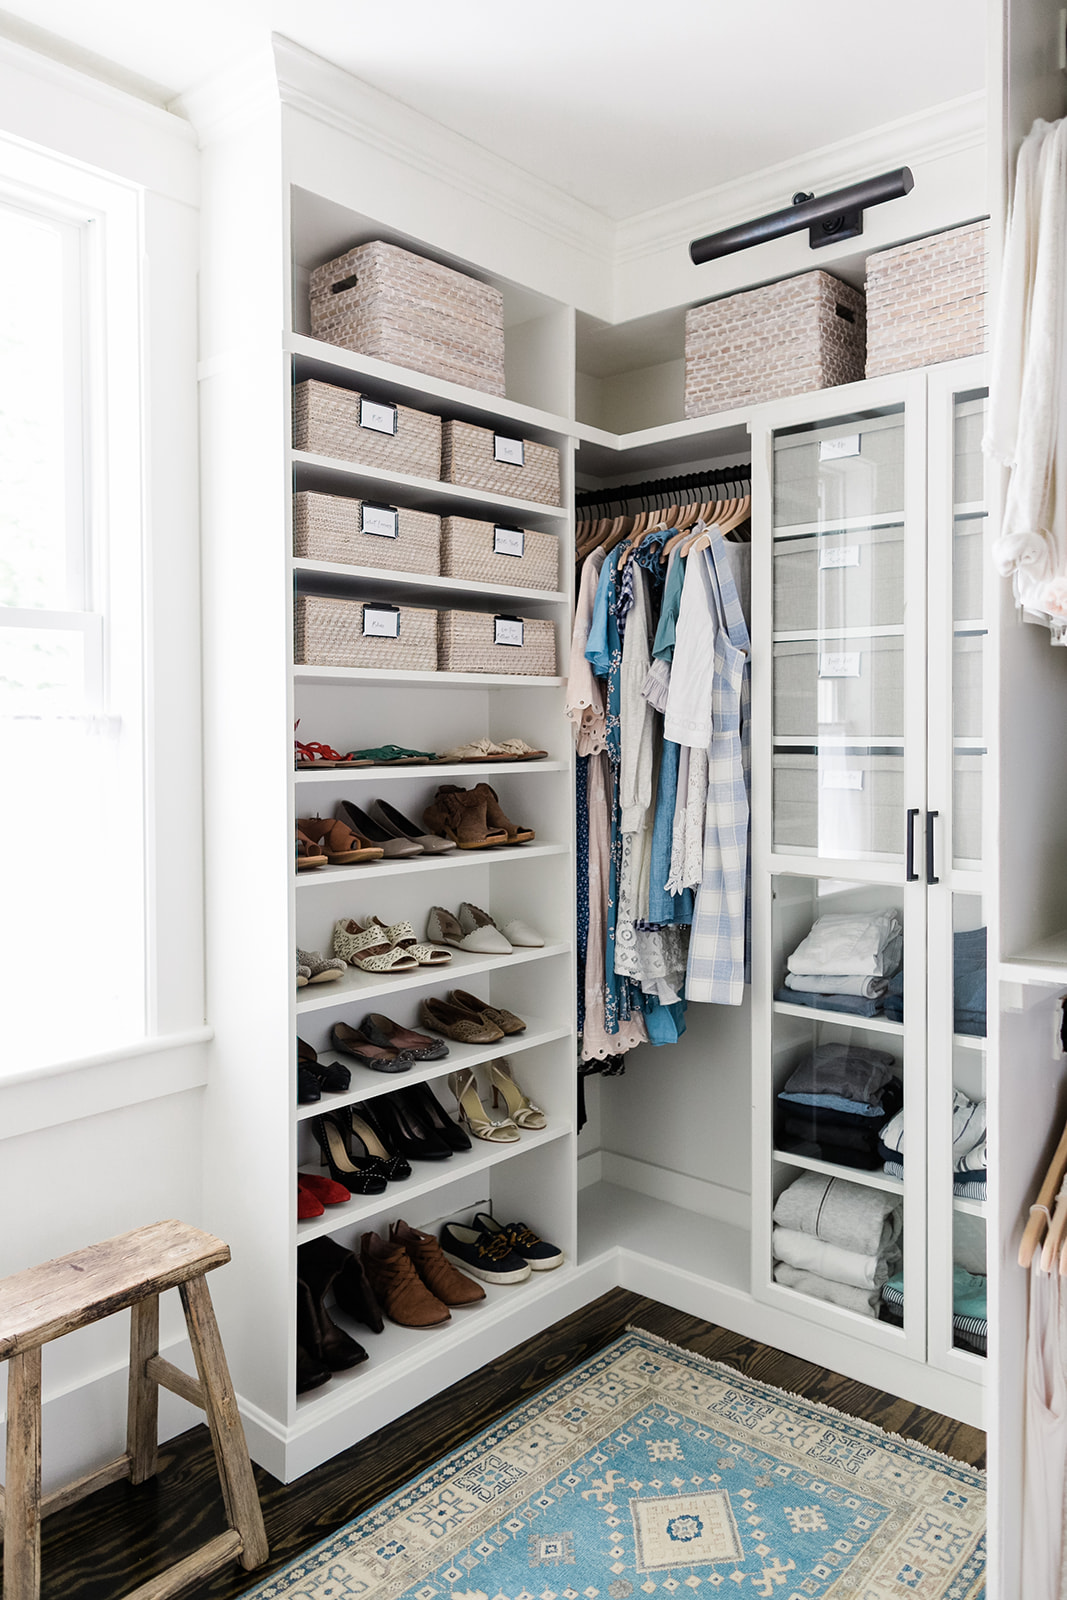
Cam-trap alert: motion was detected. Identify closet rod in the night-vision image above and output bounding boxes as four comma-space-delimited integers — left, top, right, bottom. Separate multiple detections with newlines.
576, 463, 750, 513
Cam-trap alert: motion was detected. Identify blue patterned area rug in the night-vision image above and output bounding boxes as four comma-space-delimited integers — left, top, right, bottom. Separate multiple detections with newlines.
247, 1329, 985, 1600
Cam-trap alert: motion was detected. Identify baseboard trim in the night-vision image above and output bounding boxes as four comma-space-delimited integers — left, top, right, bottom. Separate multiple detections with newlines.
600, 1151, 751, 1230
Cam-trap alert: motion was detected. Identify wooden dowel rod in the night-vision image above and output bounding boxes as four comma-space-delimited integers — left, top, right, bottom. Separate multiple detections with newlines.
145, 1355, 205, 1411
120, 1530, 244, 1600
39, 1455, 131, 1519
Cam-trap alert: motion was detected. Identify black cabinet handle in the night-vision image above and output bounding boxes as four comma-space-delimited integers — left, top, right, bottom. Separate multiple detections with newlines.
906, 807, 920, 881
926, 810, 940, 885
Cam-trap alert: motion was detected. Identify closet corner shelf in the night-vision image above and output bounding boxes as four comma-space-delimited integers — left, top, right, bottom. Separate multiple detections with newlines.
295, 841, 569, 888
296, 1120, 572, 1242
772, 1000, 904, 1036
292, 557, 568, 609
577, 1181, 750, 1295
294, 1016, 573, 1122
287, 332, 578, 444
293, 664, 565, 689
1000, 929, 1067, 985
295, 941, 571, 1015
573, 405, 752, 475
292, 450, 570, 528
295, 760, 567, 785
772, 1148, 904, 1197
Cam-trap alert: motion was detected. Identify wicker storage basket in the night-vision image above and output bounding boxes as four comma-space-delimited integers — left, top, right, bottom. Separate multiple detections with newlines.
293, 380, 442, 480
437, 610, 556, 676
865, 220, 987, 378
294, 492, 441, 576
440, 517, 558, 591
309, 240, 506, 397
685, 271, 867, 418
295, 594, 437, 672
441, 420, 561, 507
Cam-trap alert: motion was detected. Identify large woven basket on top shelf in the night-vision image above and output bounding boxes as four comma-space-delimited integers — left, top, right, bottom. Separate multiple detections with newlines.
309, 240, 506, 397
294, 491, 441, 576
437, 610, 556, 676
293, 380, 442, 479
865, 220, 987, 377
441, 420, 561, 506
441, 517, 558, 591
295, 594, 437, 672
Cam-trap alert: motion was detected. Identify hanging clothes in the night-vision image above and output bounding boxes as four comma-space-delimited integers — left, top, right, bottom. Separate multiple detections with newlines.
1021, 1261, 1067, 1600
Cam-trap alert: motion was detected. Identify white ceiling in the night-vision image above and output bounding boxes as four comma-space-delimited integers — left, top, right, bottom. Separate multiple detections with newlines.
0, 0, 985, 220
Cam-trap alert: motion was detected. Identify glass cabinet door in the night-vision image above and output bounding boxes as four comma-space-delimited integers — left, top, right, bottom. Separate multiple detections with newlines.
771, 407, 924, 863
951, 393, 988, 871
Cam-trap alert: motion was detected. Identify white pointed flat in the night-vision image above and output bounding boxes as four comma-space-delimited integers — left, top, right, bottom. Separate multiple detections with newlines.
458, 902, 543, 949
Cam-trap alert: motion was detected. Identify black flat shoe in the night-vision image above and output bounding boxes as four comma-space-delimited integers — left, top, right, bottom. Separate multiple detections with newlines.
364, 1093, 453, 1162
396, 1080, 471, 1151
309, 1112, 388, 1194
299, 1037, 351, 1093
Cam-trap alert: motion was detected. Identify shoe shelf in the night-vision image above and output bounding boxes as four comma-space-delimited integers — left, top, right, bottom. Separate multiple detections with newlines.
287, 333, 576, 445
293, 1255, 580, 1420
295, 760, 568, 785
296, 1120, 571, 1242
295, 941, 571, 1015
295, 1016, 573, 1122
293, 558, 567, 609
293, 665, 565, 689
295, 842, 569, 888
771, 1000, 904, 1036
772, 1148, 905, 1197
578, 1182, 750, 1294
293, 450, 569, 531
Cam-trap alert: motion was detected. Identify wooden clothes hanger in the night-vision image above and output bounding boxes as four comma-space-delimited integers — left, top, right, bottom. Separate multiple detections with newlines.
1019, 1116, 1067, 1267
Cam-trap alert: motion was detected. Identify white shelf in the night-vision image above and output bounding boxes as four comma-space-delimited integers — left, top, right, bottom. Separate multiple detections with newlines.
772, 1148, 905, 1196
295, 1014, 572, 1121
578, 1181, 749, 1291
295, 760, 567, 784
772, 736, 904, 748
295, 1254, 580, 1420
295, 841, 568, 887
953, 1032, 987, 1051
773, 511, 905, 539
773, 1000, 903, 1035
294, 664, 564, 689
297, 1119, 571, 1240
288, 332, 577, 443
953, 1194, 987, 1219
292, 557, 567, 609
293, 449, 569, 528
295, 941, 571, 1014
772, 625, 905, 643
1001, 929, 1067, 985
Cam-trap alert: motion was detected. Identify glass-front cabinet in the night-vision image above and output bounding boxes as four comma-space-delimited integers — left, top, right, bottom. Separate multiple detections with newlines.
751, 359, 988, 1389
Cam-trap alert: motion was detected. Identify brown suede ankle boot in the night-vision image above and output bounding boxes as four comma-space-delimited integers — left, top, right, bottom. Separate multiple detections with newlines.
471, 782, 535, 843
360, 1230, 451, 1327
390, 1218, 485, 1306
424, 787, 506, 849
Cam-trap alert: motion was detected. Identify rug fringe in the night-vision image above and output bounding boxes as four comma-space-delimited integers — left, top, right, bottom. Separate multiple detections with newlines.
622, 1325, 986, 1481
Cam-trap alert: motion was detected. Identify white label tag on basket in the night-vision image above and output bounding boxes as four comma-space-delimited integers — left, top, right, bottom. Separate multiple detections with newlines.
361, 503, 399, 539
494, 616, 524, 647
822, 769, 865, 790
359, 398, 398, 436
819, 651, 861, 677
493, 526, 525, 557
493, 434, 525, 466
820, 544, 860, 570
819, 433, 860, 460
362, 605, 400, 638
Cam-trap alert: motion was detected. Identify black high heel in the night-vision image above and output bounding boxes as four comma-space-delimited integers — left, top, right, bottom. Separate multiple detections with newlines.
364, 1092, 453, 1162
310, 1112, 388, 1194
396, 1080, 471, 1152
343, 1104, 412, 1182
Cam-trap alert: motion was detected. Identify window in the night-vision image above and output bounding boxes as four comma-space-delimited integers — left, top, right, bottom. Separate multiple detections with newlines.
0, 149, 147, 1068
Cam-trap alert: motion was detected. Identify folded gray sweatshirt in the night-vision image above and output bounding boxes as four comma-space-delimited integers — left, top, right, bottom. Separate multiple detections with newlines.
772, 1171, 903, 1256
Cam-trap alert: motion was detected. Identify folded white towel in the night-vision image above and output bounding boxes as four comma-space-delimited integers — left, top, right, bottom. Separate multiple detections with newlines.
773, 1263, 879, 1318
787, 911, 902, 979
772, 1227, 899, 1289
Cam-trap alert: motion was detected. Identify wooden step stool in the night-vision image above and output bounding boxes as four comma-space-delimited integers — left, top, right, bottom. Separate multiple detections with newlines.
0, 1219, 269, 1600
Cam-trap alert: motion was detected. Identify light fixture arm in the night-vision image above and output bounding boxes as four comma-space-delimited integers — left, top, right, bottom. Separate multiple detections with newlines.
689, 167, 914, 265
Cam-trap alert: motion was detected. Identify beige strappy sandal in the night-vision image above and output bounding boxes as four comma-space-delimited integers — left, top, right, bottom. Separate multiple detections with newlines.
332, 918, 419, 973
369, 915, 452, 967
448, 1068, 520, 1143
489, 1058, 546, 1128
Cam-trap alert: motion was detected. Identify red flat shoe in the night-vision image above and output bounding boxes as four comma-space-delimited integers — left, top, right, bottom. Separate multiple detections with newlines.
298, 1180, 325, 1220
299, 1172, 351, 1206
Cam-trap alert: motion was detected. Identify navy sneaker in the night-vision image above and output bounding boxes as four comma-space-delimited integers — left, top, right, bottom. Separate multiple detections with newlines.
472, 1213, 564, 1271
439, 1221, 531, 1284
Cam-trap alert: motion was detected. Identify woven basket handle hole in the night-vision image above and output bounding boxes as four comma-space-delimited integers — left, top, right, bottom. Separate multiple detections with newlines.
835, 304, 856, 323
331, 273, 359, 294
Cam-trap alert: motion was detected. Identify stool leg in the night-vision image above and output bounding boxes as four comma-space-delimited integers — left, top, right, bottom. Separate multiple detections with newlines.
179, 1276, 268, 1571
5, 1347, 42, 1600
127, 1295, 160, 1484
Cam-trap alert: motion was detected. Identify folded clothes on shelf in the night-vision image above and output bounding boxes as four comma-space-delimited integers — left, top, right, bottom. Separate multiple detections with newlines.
786, 910, 903, 980
773, 1262, 881, 1317
774, 986, 885, 1018
779, 1043, 899, 1111
879, 1093, 986, 1195
883, 969, 904, 1023
879, 1267, 987, 1353
783, 973, 889, 998
772, 1170, 903, 1256
954, 926, 987, 1037
772, 1226, 900, 1289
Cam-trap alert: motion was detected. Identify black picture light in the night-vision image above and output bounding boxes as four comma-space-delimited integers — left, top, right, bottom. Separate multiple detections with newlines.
689, 167, 914, 265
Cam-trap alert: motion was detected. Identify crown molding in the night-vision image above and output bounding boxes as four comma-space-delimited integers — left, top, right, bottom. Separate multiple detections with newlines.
270, 36, 613, 270
170, 43, 284, 144
614, 90, 987, 267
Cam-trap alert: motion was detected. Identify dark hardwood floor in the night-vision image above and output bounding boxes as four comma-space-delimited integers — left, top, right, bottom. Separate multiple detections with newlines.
33, 1289, 986, 1599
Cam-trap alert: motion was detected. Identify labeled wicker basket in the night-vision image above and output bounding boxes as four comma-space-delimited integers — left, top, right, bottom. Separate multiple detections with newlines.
441, 419, 561, 506
309, 240, 506, 397
440, 517, 558, 591
294, 491, 441, 576
295, 594, 437, 672
293, 380, 442, 480
437, 610, 556, 676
